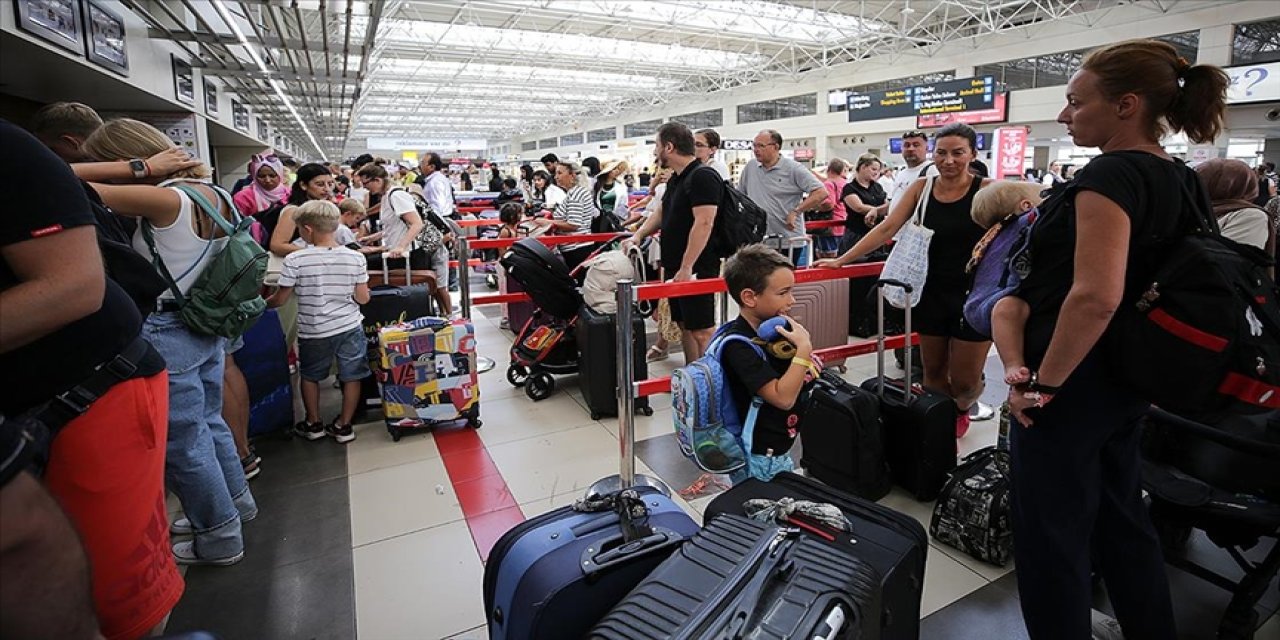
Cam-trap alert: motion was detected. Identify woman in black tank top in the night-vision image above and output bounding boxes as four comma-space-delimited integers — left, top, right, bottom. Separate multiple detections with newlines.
816, 123, 992, 437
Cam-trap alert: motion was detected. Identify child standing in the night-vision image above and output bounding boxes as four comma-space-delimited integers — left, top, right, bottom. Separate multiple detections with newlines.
966, 181, 1046, 388
719, 244, 816, 484
267, 200, 372, 443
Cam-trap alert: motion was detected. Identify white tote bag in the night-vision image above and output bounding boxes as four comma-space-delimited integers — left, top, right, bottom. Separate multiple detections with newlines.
880, 176, 935, 308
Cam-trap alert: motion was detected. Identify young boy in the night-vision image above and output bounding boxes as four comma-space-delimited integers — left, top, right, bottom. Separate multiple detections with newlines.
720, 244, 815, 484
967, 180, 1045, 388
267, 200, 372, 443
336, 198, 366, 246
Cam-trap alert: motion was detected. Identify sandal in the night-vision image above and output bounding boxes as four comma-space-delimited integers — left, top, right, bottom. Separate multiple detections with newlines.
678, 472, 731, 499
646, 345, 669, 362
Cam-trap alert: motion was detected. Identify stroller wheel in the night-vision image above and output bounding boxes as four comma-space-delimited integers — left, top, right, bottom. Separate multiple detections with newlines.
507, 364, 528, 387
526, 372, 555, 401
485, 273, 499, 290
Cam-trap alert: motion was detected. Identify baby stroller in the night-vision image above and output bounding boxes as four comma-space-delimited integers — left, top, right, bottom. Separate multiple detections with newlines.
499, 236, 618, 401
1140, 407, 1280, 638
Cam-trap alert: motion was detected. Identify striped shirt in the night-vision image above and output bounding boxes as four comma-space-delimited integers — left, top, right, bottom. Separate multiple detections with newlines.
277, 245, 369, 339
553, 185, 595, 251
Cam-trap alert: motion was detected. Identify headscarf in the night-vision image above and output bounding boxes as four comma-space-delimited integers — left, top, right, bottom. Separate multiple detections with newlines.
1195, 158, 1260, 219
248, 153, 290, 212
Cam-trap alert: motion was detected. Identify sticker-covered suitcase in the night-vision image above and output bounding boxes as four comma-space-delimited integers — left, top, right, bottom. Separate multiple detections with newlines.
589, 514, 882, 640
377, 317, 481, 440
358, 282, 436, 412
483, 488, 699, 640
704, 472, 927, 640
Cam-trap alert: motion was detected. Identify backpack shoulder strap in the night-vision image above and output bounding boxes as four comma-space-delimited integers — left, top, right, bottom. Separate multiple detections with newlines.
172, 183, 239, 237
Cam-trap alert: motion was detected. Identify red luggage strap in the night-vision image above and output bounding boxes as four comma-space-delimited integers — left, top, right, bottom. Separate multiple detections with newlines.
1217, 372, 1280, 409
1147, 308, 1229, 353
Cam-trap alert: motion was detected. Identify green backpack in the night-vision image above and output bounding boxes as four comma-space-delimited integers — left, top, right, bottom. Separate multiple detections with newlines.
141, 183, 268, 339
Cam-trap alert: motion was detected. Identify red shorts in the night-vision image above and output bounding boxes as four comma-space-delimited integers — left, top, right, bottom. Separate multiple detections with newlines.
44, 372, 185, 640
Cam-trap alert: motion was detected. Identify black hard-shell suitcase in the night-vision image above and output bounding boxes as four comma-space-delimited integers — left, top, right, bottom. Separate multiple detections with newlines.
483, 488, 700, 640
705, 472, 927, 640
859, 280, 957, 502
577, 305, 652, 420
589, 514, 882, 640
800, 370, 892, 501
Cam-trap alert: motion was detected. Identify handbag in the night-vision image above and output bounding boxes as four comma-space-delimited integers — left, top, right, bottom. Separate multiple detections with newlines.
879, 176, 935, 308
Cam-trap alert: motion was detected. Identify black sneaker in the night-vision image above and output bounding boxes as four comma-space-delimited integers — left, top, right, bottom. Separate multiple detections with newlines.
327, 421, 356, 444
241, 451, 261, 480
293, 420, 325, 441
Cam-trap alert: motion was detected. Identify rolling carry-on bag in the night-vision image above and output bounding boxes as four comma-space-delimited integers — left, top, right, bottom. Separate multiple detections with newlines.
484, 488, 699, 640
799, 369, 892, 500
500, 266, 537, 335
358, 264, 437, 410
377, 316, 481, 439
766, 235, 850, 369
577, 304, 652, 420
589, 513, 882, 640
859, 279, 957, 502
704, 471, 927, 640
238, 309, 294, 437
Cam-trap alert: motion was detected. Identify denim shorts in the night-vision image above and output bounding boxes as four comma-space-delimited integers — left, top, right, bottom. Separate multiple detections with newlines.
299, 325, 370, 382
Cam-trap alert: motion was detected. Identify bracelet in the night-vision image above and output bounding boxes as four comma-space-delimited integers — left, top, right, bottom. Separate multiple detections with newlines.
1028, 371, 1061, 394
791, 357, 818, 375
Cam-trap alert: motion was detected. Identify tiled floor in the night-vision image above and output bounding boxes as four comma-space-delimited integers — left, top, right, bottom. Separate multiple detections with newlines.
165, 293, 1280, 639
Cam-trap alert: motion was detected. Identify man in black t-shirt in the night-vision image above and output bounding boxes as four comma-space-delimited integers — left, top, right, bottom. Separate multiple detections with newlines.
625, 122, 721, 362
0, 120, 182, 637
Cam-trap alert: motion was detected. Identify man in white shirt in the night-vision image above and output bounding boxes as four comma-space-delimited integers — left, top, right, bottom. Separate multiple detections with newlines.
886, 130, 938, 207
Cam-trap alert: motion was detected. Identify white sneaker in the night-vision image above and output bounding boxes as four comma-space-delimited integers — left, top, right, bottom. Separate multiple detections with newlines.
969, 401, 997, 421
171, 509, 257, 536
1090, 610, 1125, 640
172, 541, 244, 566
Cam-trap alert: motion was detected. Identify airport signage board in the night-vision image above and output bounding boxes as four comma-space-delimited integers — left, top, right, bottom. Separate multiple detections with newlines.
848, 76, 996, 123
1225, 61, 1280, 105
991, 127, 1029, 178
366, 137, 488, 150
918, 93, 1009, 128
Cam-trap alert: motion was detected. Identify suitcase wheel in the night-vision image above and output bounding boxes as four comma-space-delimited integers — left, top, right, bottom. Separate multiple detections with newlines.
526, 372, 555, 401
639, 405, 653, 416
389, 429, 402, 442
506, 364, 528, 388
465, 408, 482, 429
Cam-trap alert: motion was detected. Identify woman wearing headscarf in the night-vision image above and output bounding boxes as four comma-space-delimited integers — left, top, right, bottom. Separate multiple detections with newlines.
232, 153, 289, 218
1194, 158, 1271, 250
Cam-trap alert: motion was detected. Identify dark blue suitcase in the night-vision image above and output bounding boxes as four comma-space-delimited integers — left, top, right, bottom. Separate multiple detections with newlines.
237, 309, 293, 437
483, 489, 699, 640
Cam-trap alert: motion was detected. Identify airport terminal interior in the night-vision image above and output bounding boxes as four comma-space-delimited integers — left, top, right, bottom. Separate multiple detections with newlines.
2, 1, 1280, 639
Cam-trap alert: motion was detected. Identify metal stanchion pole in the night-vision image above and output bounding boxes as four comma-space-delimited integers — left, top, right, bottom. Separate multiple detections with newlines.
457, 235, 495, 373
718, 259, 729, 323
585, 278, 671, 499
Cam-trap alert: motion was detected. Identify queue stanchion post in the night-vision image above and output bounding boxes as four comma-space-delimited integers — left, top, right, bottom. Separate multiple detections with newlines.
718, 258, 729, 323
585, 278, 671, 499
456, 235, 495, 373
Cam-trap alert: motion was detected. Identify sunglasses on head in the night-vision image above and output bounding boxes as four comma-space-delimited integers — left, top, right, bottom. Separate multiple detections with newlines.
902, 131, 928, 139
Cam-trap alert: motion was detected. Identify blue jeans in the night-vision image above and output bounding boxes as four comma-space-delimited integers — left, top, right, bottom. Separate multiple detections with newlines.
728, 452, 795, 485
143, 313, 256, 559
299, 325, 371, 383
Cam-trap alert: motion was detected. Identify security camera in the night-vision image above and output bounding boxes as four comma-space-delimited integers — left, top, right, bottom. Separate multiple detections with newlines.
1267, 108, 1280, 122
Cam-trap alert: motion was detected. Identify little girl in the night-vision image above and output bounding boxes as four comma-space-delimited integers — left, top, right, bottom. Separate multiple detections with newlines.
965, 181, 1045, 387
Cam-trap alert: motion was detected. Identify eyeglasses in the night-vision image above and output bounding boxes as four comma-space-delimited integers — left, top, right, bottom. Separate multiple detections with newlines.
752, 142, 778, 149
693, 142, 709, 148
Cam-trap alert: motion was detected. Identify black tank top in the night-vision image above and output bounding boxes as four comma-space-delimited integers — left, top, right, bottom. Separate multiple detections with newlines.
922, 176, 986, 291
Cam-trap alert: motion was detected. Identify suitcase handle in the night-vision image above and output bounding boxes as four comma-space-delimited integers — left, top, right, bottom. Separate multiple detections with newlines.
874, 279, 913, 402
578, 528, 683, 575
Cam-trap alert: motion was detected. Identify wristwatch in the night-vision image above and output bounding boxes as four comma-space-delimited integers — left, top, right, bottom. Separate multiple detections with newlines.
1027, 371, 1061, 394
129, 158, 148, 179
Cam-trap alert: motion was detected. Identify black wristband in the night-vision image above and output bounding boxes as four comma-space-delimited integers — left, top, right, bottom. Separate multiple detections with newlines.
1028, 371, 1061, 395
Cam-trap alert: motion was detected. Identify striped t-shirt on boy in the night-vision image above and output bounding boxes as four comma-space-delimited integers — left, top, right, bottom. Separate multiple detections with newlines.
277, 245, 369, 339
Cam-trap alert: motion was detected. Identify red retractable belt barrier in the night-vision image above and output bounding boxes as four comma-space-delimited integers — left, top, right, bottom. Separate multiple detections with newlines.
456, 206, 491, 214
805, 219, 843, 230
469, 232, 626, 250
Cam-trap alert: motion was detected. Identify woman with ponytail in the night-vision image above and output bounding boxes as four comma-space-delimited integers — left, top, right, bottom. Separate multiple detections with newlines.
1000, 40, 1228, 639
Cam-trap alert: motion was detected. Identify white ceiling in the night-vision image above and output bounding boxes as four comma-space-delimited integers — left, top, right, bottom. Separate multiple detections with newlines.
130, 0, 1148, 159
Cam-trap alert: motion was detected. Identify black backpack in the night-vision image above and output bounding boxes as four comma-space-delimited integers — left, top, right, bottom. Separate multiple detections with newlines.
83, 183, 167, 317
1108, 176, 1280, 418
499, 238, 582, 320
254, 201, 288, 247
694, 166, 767, 258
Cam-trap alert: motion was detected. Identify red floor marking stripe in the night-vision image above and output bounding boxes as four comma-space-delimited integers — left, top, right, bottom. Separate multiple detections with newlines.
434, 426, 526, 562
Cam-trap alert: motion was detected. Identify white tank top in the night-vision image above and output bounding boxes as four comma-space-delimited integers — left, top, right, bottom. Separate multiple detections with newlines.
132, 182, 230, 299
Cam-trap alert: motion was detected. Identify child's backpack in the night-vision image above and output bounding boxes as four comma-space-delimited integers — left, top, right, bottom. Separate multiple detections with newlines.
962, 210, 1037, 339
670, 323, 766, 474
141, 183, 267, 339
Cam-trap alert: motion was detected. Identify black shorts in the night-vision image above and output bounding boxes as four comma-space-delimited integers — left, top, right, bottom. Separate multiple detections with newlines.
668, 293, 716, 331
914, 284, 988, 342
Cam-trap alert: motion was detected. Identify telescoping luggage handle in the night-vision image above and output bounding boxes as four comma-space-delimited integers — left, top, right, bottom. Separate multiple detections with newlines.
875, 278, 914, 403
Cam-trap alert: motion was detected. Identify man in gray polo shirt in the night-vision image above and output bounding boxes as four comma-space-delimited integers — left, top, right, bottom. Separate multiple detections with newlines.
738, 129, 828, 265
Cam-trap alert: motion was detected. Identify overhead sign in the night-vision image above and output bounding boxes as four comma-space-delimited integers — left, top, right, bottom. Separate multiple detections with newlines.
1226, 61, 1280, 105
918, 93, 1009, 128
721, 139, 754, 151
848, 76, 996, 123
366, 137, 488, 150
793, 148, 815, 161
991, 127, 1028, 178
